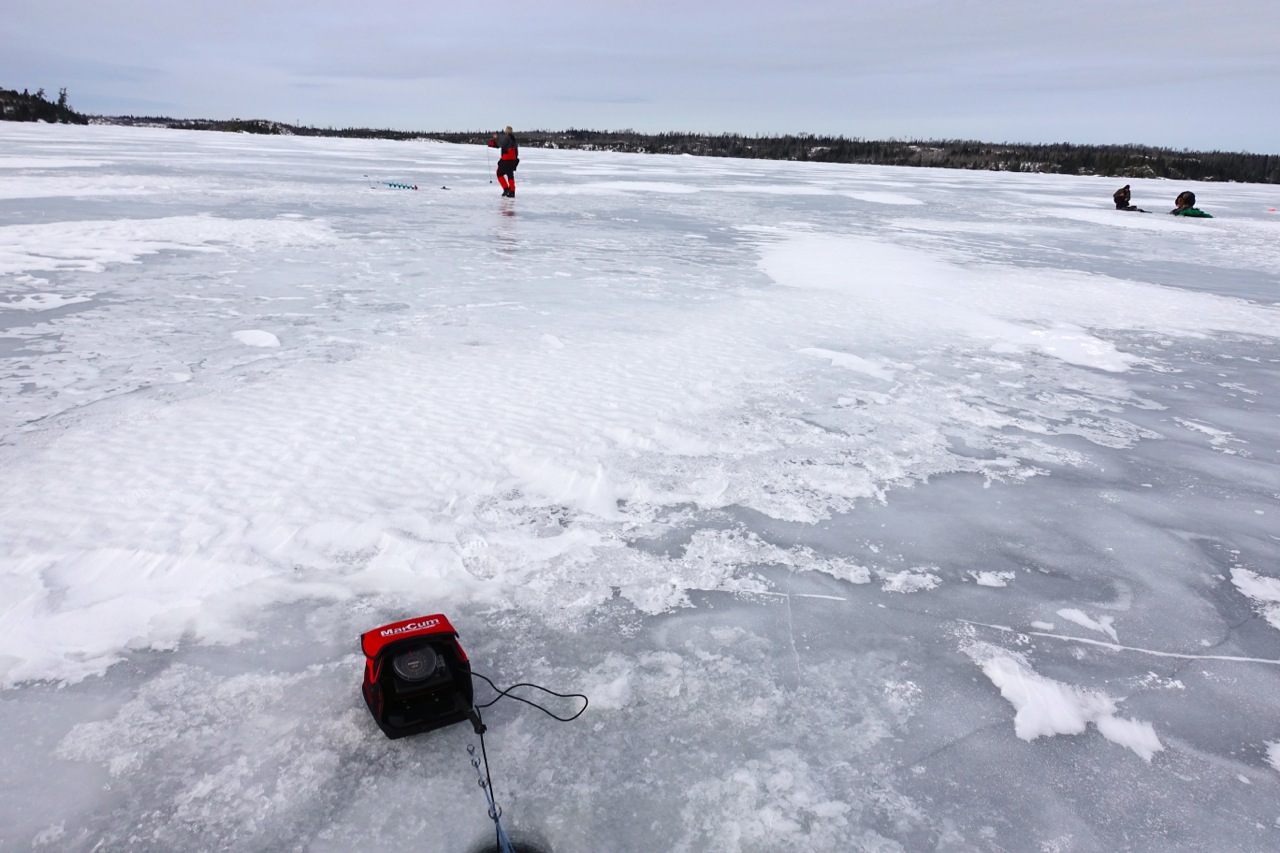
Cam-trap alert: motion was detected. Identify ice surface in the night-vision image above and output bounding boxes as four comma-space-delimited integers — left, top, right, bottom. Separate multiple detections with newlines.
2, 123, 1280, 851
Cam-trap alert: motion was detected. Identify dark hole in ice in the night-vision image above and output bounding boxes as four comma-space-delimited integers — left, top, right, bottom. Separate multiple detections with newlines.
468, 839, 552, 853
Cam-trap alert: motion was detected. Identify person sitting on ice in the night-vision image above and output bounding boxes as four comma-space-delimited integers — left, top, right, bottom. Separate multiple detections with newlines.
1170, 190, 1213, 218
1113, 184, 1141, 211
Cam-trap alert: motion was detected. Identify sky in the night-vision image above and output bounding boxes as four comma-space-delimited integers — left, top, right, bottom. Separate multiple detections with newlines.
3, 0, 1279, 153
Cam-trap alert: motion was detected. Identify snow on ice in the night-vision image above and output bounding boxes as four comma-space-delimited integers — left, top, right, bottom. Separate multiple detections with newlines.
1232, 567, 1280, 630
963, 641, 1163, 760
1, 123, 1279, 851
1055, 608, 1120, 642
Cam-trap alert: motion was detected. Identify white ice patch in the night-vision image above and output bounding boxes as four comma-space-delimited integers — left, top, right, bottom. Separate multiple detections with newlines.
797, 347, 896, 381
882, 680, 922, 720
1176, 418, 1245, 454
548, 181, 701, 195
0, 173, 204, 201
989, 322, 1141, 373
609, 527, 875, 616
0, 214, 335, 277
1267, 741, 1280, 774
969, 571, 1015, 587
0, 292, 94, 311
232, 330, 280, 348
1056, 608, 1119, 642
1230, 568, 1280, 631
0, 549, 272, 686
844, 191, 923, 205
677, 528, 871, 595
0, 157, 107, 169
1047, 208, 1192, 231
878, 567, 941, 593
1132, 672, 1185, 691
965, 642, 1163, 761
580, 654, 635, 711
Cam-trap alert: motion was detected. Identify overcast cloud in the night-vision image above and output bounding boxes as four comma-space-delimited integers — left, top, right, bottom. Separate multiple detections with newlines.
3, 0, 1278, 151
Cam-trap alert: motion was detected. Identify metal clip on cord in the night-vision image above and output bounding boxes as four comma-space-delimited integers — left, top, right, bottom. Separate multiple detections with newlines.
468, 741, 516, 853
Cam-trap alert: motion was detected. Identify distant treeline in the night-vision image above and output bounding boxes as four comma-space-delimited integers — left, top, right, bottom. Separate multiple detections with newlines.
463, 130, 1280, 184
0, 86, 89, 124
105, 115, 431, 141
6, 90, 1277, 183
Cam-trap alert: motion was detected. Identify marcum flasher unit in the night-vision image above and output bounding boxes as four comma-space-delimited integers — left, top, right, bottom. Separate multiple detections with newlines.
360, 614, 479, 739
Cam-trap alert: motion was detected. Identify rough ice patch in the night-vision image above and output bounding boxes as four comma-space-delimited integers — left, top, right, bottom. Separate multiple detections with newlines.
548, 180, 701, 196
1230, 568, 1280, 630
612, 527, 875, 616
879, 567, 941, 593
988, 321, 1141, 373
232, 330, 281, 348
964, 642, 1163, 761
676, 749, 866, 851
663, 528, 870, 606
0, 214, 335, 278
0, 173, 200, 201
1132, 672, 1185, 691
580, 654, 635, 711
797, 347, 896, 381
969, 570, 1015, 587
0, 292, 94, 311
0, 157, 107, 169
1056, 608, 1119, 642
844, 191, 923, 205
1175, 418, 1245, 454
54, 662, 370, 846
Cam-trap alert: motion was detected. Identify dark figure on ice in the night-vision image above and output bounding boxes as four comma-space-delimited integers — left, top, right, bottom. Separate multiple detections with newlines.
488, 126, 519, 197
1113, 184, 1142, 211
1170, 190, 1213, 218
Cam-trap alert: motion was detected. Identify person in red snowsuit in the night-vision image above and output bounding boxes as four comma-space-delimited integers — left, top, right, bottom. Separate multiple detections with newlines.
488, 126, 519, 197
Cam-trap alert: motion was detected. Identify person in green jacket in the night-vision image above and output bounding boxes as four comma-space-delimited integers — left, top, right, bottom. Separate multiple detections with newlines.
1171, 190, 1213, 217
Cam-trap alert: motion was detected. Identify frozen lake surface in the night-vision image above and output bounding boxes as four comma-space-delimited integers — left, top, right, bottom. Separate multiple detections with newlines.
2, 124, 1280, 852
